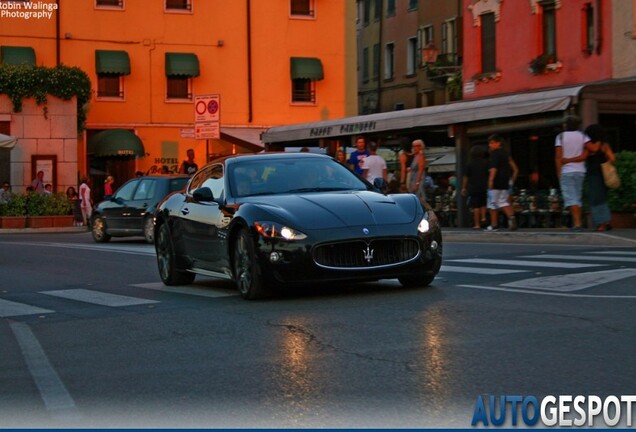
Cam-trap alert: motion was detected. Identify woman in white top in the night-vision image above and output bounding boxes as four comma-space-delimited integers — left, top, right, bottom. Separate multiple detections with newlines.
79, 177, 93, 226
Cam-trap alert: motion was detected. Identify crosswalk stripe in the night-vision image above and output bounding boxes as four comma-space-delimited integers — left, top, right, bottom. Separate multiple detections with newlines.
131, 282, 238, 298
447, 258, 605, 268
0, 298, 54, 318
502, 268, 636, 292
40, 289, 159, 306
522, 254, 636, 263
586, 251, 636, 256
440, 265, 528, 275
0, 241, 155, 256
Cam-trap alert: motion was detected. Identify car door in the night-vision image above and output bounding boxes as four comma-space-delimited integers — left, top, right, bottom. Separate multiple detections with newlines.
179, 165, 227, 272
124, 178, 156, 232
103, 179, 139, 232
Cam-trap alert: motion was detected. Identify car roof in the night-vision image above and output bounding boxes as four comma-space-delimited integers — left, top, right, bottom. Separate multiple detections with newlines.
208, 152, 332, 167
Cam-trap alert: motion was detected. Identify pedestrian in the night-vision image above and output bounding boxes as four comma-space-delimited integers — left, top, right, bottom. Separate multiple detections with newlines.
334, 148, 348, 167
180, 148, 198, 175
0, 181, 12, 203
399, 139, 414, 192
485, 133, 518, 231
562, 124, 616, 231
103, 175, 114, 200
461, 145, 489, 229
79, 176, 93, 226
66, 186, 83, 226
554, 115, 589, 231
408, 139, 427, 202
31, 170, 45, 193
348, 136, 370, 176
360, 142, 387, 183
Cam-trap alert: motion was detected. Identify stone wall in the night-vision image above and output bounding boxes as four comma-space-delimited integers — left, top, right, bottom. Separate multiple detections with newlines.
0, 95, 79, 193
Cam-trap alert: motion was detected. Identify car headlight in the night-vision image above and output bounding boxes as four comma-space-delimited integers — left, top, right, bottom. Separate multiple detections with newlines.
418, 217, 430, 233
418, 210, 438, 233
254, 221, 307, 240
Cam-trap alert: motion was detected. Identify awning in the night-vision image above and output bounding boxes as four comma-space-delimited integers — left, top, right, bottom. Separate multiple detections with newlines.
0, 46, 36, 65
88, 129, 145, 157
290, 57, 324, 81
426, 147, 456, 173
165, 53, 200, 77
220, 127, 266, 152
0, 133, 17, 149
95, 50, 131, 75
262, 86, 584, 143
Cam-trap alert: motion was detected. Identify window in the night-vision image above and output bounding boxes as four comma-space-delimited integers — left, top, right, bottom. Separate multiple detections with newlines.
419, 25, 434, 67
374, 0, 381, 21
406, 37, 417, 76
480, 12, 496, 73
386, 0, 395, 17
582, 3, 594, 55
165, 0, 191, 11
97, 75, 123, 98
372, 43, 380, 80
292, 79, 315, 103
362, 47, 369, 82
363, 0, 370, 25
542, 1, 557, 59
384, 43, 395, 80
190, 164, 224, 200
133, 179, 155, 200
408, 0, 417, 11
167, 76, 191, 100
441, 19, 457, 62
96, 0, 123, 7
291, 0, 313, 17
114, 179, 138, 201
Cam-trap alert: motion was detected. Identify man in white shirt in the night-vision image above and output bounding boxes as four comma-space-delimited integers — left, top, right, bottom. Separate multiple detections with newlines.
360, 142, 387, 184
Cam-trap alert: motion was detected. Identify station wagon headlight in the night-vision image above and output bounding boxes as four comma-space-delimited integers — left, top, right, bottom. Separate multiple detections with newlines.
255, 221, 307, 240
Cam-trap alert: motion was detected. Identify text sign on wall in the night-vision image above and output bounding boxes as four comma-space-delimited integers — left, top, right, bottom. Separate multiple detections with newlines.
194, 94, 220, 139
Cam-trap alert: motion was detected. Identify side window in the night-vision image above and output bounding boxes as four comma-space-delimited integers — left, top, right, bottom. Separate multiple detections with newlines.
188, 167, 211, 192
201, 164, 224, 200
114, 179, 138, 201
133, 179, 155, 200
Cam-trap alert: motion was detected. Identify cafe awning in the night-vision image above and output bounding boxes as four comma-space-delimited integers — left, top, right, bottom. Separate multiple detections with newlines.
165, 53, 200, 77
0, 133, 17, 149
220, 127, 266, 152
0, 46, 36, 65
262, 86, 584, 143
426, 147, 456, 173
88, 129, 145, 157
290, 57, 324, 81
95, 50, 131, 75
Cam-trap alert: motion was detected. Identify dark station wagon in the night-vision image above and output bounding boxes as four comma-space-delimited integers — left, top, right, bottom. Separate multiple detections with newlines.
91, 175, 190, 243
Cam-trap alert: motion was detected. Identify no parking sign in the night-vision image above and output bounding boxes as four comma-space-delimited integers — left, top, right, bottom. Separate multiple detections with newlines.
194, 94, 220, 139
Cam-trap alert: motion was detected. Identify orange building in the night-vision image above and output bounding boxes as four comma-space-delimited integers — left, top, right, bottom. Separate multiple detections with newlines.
1, 0, 357, 195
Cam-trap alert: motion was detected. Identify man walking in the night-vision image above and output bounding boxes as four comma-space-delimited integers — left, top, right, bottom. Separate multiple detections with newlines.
485, 134, 518, 231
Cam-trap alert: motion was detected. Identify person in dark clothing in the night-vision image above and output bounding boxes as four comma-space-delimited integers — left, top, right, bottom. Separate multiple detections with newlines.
180, 148, 198, 176
461, 145, 489, 229
485, 134, 518, 231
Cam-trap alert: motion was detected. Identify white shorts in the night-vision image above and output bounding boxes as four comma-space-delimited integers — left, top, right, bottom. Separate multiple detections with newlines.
487, 189, 510, 210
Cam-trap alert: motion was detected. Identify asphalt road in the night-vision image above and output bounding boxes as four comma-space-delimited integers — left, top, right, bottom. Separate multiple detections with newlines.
1, 232, 635, 428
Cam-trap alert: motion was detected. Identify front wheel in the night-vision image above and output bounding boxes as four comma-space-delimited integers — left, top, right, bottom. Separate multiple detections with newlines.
155, 223, 195, 286
91, 216, 111, 243
233, 228, 271, 300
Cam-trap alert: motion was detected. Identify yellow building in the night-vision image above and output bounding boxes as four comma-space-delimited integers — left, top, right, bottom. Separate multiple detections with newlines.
1, 0, 357, 195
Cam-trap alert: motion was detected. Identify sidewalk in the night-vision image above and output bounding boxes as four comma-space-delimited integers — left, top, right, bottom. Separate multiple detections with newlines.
1, 225, 635, 247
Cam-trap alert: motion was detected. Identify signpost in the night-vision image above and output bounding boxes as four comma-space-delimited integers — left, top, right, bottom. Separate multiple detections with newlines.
194, 94, 220, 139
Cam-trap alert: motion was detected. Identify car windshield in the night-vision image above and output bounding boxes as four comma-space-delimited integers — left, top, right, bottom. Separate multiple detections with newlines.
169, 177, 189, 192
229, 157, 368, 197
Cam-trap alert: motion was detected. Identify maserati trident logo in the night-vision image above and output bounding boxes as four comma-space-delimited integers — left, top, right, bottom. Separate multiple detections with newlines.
362, 228, 370, 235
363, 246, 374, 263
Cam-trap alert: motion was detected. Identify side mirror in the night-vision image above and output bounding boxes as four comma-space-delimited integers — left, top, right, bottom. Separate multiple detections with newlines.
192, 187, 214, 202
373, 177, 388, 194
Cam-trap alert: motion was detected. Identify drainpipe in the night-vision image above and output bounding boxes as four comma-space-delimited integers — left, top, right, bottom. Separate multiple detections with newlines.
55, 0, 60, 65
376, 0, 383, 113
247, 0, 253, 123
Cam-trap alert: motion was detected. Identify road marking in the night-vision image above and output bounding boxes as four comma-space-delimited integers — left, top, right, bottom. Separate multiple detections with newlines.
132, 282, 238, 298
440, 265, 528, 275
522, 254, 636, 263
447, 258, 605, 268
0, 241, 155, 256
586, 251, 636, 256
9, 322, 81, 420
40, 289, 159, 307
0, 299, 54, 318
459, 284, 636, 299
502, 268, 636, 292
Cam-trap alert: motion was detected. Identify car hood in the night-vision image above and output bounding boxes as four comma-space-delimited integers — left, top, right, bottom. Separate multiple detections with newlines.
242, 191, 418, 230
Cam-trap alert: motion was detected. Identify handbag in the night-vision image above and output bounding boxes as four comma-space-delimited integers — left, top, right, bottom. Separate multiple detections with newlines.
601, 161, 621, 189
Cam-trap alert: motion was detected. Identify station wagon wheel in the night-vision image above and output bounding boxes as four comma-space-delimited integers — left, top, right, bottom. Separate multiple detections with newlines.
233, 228, 271, 300
143, 216, 155, 244
91, 216, 111, 243
155, 223, 195, 286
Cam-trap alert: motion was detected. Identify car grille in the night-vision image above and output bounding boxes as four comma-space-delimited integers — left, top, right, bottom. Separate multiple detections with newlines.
313, 238, 420, 269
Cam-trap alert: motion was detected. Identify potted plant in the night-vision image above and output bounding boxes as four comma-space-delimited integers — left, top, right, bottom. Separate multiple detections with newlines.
0, 193, 27, 228
25, 192, 74, 228
607, 151, 636, 228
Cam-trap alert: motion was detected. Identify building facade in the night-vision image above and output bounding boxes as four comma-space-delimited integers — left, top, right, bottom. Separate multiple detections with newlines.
1, 0, 358, 195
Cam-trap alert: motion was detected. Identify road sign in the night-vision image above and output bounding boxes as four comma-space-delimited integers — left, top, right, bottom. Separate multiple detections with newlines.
194, 94, 220, 139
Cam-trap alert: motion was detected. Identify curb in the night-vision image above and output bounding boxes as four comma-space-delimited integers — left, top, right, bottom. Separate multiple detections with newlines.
443, 229, 636, 247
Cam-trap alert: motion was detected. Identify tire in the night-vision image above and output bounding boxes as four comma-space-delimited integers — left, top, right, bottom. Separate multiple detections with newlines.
398, 273, 436, 288
143, 216, 155, 244
155, 223, 195, 286
91, 216, 111, 243
233, 228, 271, 300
